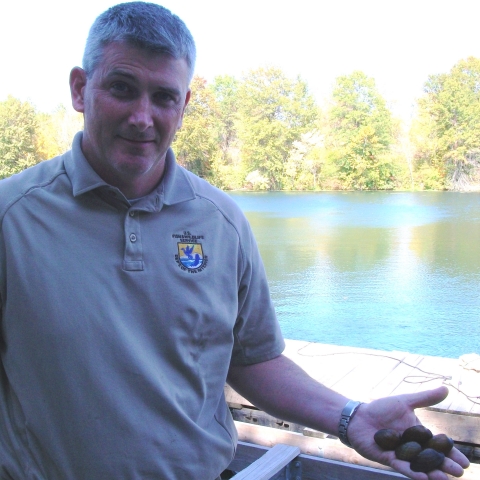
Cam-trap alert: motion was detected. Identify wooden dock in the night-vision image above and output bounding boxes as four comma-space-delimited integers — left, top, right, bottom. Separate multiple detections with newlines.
225, 339, 480, 479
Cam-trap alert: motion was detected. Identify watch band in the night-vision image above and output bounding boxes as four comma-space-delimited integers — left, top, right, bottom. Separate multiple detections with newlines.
338, 400, 363, 447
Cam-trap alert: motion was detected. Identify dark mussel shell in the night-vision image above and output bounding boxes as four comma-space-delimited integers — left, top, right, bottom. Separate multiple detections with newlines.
410, 448, 445, 473
425, 433, 454, 454
374, 429, 402, 450
401, 425, 433, 445
395, 441, 422, 461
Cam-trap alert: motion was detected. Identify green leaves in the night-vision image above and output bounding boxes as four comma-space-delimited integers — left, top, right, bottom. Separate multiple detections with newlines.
0, 96, 38, 179
235, 67, 318, 190
414, 57, 480, 190
174, 69, 319, 190
0, 97, 83, 180
326, 71, 399, 190
172, 76, 221, 181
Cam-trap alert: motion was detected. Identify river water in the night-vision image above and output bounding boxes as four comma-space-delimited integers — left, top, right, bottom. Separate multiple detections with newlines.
228, 191, 480, 359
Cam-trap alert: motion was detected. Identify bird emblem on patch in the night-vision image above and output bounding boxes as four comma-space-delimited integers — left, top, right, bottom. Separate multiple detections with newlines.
178, 243, 204, 269
173, 232, 208, 273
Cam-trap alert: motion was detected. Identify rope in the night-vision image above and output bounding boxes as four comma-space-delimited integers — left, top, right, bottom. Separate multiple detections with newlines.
296, 343, 480, 406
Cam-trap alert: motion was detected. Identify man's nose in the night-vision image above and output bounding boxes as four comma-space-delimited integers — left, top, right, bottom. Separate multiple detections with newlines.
128, 95, 154, 131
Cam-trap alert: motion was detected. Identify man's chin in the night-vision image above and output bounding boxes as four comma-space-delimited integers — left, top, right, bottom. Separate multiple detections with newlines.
115, 155, 164, 177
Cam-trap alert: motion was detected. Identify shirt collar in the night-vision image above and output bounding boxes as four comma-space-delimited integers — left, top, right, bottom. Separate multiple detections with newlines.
65, 131, 109, 197
64, 131, 196, 210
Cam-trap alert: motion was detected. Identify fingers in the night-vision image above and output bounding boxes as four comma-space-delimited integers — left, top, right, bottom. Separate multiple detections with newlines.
448, 447, 470, 469
423, 456, 467, 479
389, 455, 466, 480
389, 457, 430, 480
440, 455, 467, 477
405, 386, 449, 410
384, 446, 468, 480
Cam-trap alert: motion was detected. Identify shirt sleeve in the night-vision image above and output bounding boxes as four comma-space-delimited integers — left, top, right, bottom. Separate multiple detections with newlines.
230, 222, 285, 366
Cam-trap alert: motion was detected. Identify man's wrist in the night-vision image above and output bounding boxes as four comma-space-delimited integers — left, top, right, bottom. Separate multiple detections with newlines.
338, 400, 363, 448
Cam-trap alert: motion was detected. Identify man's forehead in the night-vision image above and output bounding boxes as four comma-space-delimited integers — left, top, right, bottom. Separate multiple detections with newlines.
94, 42, 190, 85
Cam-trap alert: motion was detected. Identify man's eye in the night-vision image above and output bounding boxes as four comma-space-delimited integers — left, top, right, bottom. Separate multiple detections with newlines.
111, 82, 130, 95
155, 92, 175, 104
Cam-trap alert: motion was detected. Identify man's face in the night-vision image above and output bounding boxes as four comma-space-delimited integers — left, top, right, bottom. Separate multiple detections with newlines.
70, 42, 191, 198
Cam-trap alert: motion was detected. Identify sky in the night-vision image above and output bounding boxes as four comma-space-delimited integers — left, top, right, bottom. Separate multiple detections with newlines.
1, 0, 480, 121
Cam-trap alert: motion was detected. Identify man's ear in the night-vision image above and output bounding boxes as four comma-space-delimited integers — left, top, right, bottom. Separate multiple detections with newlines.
177, 89, 191, 130
70, 67, 87, 113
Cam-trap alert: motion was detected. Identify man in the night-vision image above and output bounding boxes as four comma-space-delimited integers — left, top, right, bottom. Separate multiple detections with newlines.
0, 2, 470, 479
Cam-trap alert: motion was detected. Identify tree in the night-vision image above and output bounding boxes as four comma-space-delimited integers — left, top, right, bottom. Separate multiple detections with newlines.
413, 57, 480, 190
209, 75, 244, 189
36, 105, 84, 161
172, 76, 221, 181
284, 130, 326, 190
210, 75, 240, 163
236, 67, 318, 190
326, 71, 399, 190
0, 96, 38, 179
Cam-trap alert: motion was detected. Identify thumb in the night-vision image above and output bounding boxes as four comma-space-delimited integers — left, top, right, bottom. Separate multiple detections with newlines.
405, 386, 449, 410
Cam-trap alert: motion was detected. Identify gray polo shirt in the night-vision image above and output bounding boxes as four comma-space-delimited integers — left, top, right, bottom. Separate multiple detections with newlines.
0, 132, 284, 480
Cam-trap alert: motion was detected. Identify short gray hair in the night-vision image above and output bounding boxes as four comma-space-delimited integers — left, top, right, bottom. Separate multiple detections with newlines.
82, 2, 196, 83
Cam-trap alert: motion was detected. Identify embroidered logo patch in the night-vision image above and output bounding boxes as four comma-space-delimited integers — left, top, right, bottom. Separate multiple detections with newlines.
173, 231, 208, 273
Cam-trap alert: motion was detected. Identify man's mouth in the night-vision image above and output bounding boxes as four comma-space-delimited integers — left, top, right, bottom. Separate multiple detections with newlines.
121, 137, 155, 143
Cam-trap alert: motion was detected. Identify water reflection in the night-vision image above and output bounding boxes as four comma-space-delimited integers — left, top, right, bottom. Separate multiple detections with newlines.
412, 220, 480, 275
230, 192, 480, 358
246, 214, 313, 279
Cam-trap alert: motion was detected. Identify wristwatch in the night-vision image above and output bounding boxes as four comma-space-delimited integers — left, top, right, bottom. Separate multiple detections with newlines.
338, 400, 363, 447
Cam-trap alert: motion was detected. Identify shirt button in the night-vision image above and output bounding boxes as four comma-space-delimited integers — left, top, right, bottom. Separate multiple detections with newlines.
129, 211, 135, 217
129, 234, 137, 243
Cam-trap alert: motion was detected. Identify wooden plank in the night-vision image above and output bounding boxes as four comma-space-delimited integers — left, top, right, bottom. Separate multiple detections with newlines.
225, 384, 254, 409
229, 442, 407, 480
291, 353, 358, 390
231, 407, 305, 434
297, 454, 408, 480
325, 350, 410, 401
283, 341, 364, 389
229, 442, 407, 479
374, 353, 479, 414
468, 393, 480, 414
297, 452, 480, 480
228, 442, 282, 475
445, 363, 470, 412
404, 355, 466, 412
415, 409, 480, 445
358, 351, 412, 390
368, 353, 425, 399
231, 444, 300, 479
445, 368, 480, 415
462, 369, 480, 414
323, 353, 375, 399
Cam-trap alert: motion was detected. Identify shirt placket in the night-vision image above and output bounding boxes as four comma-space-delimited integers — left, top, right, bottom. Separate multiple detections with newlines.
124, 209, 144, 271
